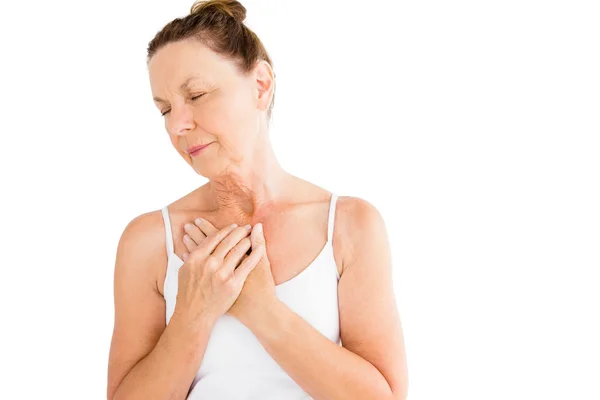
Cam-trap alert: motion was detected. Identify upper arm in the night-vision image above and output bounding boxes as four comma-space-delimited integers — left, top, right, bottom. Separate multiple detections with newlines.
336, 197, 408, 399
107, 211, 167, 400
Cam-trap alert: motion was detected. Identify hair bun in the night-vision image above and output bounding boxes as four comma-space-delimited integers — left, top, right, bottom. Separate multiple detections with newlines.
190, 0, 247, 24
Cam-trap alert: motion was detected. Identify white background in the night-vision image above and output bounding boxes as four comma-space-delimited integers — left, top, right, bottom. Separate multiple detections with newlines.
1, 1, 598, 399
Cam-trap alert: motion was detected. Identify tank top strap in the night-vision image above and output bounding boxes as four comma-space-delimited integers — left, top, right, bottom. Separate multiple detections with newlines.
160, 206, 174, 259
327, 193, 338, 243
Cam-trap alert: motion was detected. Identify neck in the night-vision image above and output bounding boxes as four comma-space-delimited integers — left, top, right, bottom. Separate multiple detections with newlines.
206, 146, 290, 224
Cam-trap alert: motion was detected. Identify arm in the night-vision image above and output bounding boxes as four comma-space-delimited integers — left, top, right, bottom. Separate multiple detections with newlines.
246, 197, 409, 400
107, 212, 216, 400
111, 312, 215, 400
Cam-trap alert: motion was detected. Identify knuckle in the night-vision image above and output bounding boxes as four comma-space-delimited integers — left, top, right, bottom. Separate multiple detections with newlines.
221, 224, 235, 233
205, 255, 219, 270
211, 230, 229, 244
197, 238, 211, 250
236, 227, 251, 238
219, 234, 233, 246
234, 238, 251, 252
222, 276, 237, 289
216, 268, 229, 282
187, 251, 199, 262
227, 224, 241, 234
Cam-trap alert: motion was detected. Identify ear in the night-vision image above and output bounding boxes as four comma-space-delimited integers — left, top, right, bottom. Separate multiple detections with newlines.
254, 60, 275, 112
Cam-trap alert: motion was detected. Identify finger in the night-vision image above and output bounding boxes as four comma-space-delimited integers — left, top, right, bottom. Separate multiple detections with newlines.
198, 223, 240, 257
194, 217, 219, 237
184, 222, 207, 245
234, 245, 264, 282
222, 237, 252, 273
251, 223, 266, 249
211, 225, 252, 260
183, 234, 198, 253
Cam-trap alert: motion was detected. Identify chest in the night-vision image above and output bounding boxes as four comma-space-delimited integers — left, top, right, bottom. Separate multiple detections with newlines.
260, 216, 332, 286
168, 207, 342, 288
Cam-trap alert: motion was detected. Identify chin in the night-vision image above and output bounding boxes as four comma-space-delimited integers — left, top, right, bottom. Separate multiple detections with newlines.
192, 162, 227, 180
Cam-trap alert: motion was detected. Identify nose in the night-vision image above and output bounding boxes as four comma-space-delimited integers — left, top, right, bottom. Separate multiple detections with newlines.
167, 104, 195, 136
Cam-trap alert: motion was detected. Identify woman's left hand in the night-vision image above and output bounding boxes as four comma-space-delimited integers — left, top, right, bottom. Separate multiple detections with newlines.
183, 219, 278, 326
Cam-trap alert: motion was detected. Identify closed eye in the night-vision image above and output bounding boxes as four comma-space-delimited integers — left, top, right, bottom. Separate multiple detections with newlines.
160, 94, 205, 117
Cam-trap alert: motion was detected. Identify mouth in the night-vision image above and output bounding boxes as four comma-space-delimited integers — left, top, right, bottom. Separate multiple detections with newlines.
186, 142, 213, 156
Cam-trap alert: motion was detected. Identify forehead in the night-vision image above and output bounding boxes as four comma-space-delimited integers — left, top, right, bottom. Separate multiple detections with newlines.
148, 39, 236, 95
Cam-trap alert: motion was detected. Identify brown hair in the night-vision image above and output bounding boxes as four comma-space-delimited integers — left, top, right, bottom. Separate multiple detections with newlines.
147, 0, 276, 119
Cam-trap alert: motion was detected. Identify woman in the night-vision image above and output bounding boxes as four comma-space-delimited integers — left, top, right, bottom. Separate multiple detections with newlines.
107, 1, 408, 399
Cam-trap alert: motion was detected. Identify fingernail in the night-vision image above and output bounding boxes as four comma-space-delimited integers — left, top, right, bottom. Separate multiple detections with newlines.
184, 223, 193, 231
195, 218, 204, 225
255, 223, 263, 233
243, 224, 252, 231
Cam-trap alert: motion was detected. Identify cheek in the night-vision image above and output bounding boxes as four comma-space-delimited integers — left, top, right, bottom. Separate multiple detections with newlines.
211, 89, 256, 139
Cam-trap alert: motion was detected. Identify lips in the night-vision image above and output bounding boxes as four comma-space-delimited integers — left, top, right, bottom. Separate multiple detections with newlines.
186, 143, 212, 155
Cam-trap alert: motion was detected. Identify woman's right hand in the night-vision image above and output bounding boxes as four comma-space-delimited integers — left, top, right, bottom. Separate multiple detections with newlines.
173, 223, 263, 325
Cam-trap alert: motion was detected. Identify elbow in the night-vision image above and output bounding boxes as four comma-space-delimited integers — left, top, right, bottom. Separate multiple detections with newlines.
392, 383, 408, 400
375, 385, 407, 400
107, 383, 123, 400
394, 391, 408, 400
382, 388, 406, 400
386, 380, 408, 400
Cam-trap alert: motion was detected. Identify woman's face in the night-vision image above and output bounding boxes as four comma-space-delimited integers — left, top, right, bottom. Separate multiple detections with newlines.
148, 39, 272, 178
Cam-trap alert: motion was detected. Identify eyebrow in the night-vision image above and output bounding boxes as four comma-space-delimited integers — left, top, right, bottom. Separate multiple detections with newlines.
153, 75, 210, 104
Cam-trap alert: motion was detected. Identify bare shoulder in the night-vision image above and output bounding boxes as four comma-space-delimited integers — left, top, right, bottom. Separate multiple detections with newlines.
332, 195, 387, 276
116, 209, 169, 293
335, 195, 383, 226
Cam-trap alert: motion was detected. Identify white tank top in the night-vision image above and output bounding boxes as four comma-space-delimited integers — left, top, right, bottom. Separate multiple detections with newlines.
160, 193, 341, 399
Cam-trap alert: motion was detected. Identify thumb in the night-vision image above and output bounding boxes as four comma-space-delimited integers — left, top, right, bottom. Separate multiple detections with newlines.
251, 223, 266, 248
